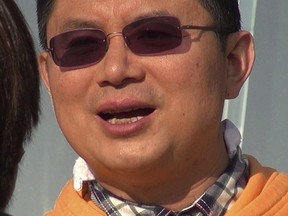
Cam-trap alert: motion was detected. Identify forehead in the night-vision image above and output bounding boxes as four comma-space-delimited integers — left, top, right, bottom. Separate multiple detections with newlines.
48, 0, 212, 34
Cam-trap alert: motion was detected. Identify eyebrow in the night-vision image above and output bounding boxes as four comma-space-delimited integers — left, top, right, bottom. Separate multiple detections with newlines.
59, 9, 173, 32
134, 9, 172, 20
59, 19, 100, 32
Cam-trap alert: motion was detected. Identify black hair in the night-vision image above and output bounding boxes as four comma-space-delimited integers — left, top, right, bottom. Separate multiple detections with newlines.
0, 0, 40, 211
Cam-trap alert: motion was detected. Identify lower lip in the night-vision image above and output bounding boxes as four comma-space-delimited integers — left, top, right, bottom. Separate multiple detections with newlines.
98, 113, 154, 137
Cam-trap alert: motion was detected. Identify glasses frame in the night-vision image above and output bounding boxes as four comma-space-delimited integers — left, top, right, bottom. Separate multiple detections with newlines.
46, 16, 238, 69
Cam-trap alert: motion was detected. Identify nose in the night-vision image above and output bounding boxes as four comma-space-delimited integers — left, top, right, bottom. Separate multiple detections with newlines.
95, 33, 145, 87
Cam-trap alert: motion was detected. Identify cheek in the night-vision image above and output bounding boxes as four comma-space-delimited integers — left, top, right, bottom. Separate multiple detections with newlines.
47, 71, 97, 150
148, 53, 225, 96
48, 70, 93, 107
146, 50, 227, 122
47, 69, 97, 137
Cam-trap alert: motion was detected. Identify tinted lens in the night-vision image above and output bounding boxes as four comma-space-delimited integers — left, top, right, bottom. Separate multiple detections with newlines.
123, 16, 182, 54
49, 29, 107, 68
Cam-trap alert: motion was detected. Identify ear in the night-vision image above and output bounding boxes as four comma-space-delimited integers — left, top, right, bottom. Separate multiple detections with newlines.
39, 52, 51, 93
225, 31, 255, 99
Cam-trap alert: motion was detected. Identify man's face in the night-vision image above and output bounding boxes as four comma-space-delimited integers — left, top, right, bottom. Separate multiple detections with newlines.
41, 0, 230, 176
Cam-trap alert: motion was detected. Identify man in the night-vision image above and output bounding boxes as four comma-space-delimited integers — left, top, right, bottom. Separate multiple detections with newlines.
37, 0, 288, 215
0, 0, 40, 214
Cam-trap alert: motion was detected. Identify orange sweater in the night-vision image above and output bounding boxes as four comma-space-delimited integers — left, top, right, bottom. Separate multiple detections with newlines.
46, 156, 288, 216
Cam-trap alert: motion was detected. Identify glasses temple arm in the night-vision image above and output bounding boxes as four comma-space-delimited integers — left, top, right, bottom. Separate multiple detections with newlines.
181, 25, 238, 33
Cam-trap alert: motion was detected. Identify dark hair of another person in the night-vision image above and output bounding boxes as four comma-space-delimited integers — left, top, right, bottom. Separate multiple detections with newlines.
36, 0, 241, 50
0, 0, 40, 211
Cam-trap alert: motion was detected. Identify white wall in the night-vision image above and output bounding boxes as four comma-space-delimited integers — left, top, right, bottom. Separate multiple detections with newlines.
242, 0, 288, 172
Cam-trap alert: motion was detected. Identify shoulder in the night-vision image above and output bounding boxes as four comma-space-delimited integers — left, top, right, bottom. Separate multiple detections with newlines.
227, 155, 288, 215
45, 180, 106, 216
245, 154, 288, 193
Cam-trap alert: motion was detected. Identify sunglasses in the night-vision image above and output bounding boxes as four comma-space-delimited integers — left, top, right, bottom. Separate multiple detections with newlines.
47, 16, 236, 69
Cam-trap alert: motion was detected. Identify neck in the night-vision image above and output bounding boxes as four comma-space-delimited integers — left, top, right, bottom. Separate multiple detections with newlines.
97, 136, 229, 211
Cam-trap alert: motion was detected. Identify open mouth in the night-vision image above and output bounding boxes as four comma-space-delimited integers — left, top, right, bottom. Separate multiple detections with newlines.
99, 108, 155, 125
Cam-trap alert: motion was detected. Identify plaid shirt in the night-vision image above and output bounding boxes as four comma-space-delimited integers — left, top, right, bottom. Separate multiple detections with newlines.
88, 147, 249, 216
